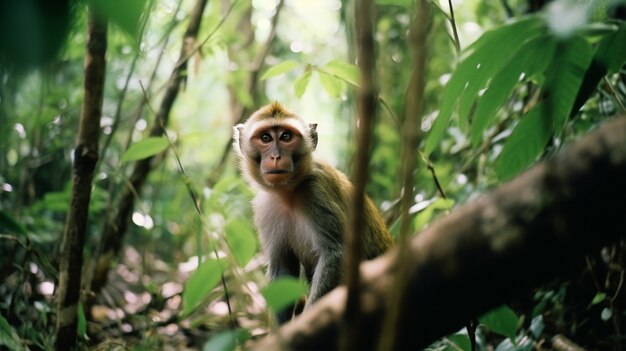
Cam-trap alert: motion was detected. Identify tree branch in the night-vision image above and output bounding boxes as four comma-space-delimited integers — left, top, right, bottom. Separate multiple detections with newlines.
55, 8, 107, 350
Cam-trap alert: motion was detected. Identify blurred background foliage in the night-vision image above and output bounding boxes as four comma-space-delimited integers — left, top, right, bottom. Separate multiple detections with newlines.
0, 0, 625, 350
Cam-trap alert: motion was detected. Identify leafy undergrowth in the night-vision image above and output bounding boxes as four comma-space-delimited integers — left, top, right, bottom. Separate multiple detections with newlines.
1, 240, 623, 350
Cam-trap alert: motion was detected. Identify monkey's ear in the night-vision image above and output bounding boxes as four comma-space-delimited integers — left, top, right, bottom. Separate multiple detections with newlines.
233, 124, 245, 154
309, 123, 318, 150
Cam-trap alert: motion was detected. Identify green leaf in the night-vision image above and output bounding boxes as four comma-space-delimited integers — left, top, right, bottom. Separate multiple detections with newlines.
425, 16, 544, 156
261, 277, 308, 313
0, 211, 27, 236
203, 329, 250, 351
89, 0, 146, 41
572, 23, 626, 113
479, 305, 519, 341
225, 220, 257, 267
544, 36, 593, 131
121, 137, 169, 162
319, 72, 343, 98
322, 60, 360, 86
77, 303, 87, 339
260, 60, 299, 80
495, 103, 553, 180
457, 17, 545, 125
294, 70, 312, 97
596, 23, 626, 74
529, 315, 545, 339
182, 259, 225, 316
413, 198, 455, 232
471, 35, 556, 147
0, 314, 26, 351
591, 292, 606, 305
447, 333, 471, 351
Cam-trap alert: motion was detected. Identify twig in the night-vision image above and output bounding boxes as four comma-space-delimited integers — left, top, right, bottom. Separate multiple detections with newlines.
447, 0, 461, 54
603, 76, 626, 113
378, 1, 431, 350
341, 0, 378, 349
552, 334, 585, 351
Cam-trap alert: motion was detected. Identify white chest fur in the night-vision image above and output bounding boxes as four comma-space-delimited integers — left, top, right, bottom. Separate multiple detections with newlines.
252, 191, 320, 268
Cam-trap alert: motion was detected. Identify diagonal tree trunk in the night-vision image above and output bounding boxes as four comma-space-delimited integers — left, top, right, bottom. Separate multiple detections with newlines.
248, 115, 626, 351
55, 8, 107, 350
89, 0, 209, 304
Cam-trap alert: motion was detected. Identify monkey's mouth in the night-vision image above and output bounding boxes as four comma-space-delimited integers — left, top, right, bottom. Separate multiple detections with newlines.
263, 169, 291, 185
265, 169, 289, 174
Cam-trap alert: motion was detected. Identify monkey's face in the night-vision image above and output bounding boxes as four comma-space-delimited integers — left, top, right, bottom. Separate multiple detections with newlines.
252, 127, 303, 186
233, 102, 318, 191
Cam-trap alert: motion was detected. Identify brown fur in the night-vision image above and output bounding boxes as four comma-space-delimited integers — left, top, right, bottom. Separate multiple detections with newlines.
233, 102, 392, 323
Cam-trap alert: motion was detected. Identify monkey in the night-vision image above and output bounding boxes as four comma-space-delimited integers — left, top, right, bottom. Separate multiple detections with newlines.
233, 102, 392, 323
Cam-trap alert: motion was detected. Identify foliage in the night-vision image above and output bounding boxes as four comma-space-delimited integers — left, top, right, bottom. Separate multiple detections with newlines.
0, 0, 624, 349
261, 277, 308, 315
121, 137, 169, 162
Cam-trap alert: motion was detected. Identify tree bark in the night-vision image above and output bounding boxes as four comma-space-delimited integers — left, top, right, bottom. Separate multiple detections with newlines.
248, 116, 626, 351
89, 0, 208, 303
55, 9, 107, 350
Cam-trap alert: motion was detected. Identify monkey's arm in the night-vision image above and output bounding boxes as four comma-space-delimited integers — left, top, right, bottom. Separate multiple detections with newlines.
306, 249, 343, 307
266, 246, 300, 323
303, 174, 347, 308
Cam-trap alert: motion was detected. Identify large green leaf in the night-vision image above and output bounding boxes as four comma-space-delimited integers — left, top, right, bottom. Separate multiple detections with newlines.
260, 60, 299, 80
121, 137, 169, 162
182, 258, 225, 316
495, 103, 552, 180
544, 36, 593, 131
596, 22, 626, 74
457, 17, 544, 124
471, 35, 556, 147
225, 219, 257, 267
479, 305, 519, 341
425, 16, 544, 155
572, 22, 626, 113
261, 277, 308, 313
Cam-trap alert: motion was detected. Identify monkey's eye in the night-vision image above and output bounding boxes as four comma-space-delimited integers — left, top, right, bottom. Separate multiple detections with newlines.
279, 131, 293, 142
260, 133, 272, 143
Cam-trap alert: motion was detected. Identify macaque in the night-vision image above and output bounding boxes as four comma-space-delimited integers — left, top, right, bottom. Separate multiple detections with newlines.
233, 102, 392, 323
